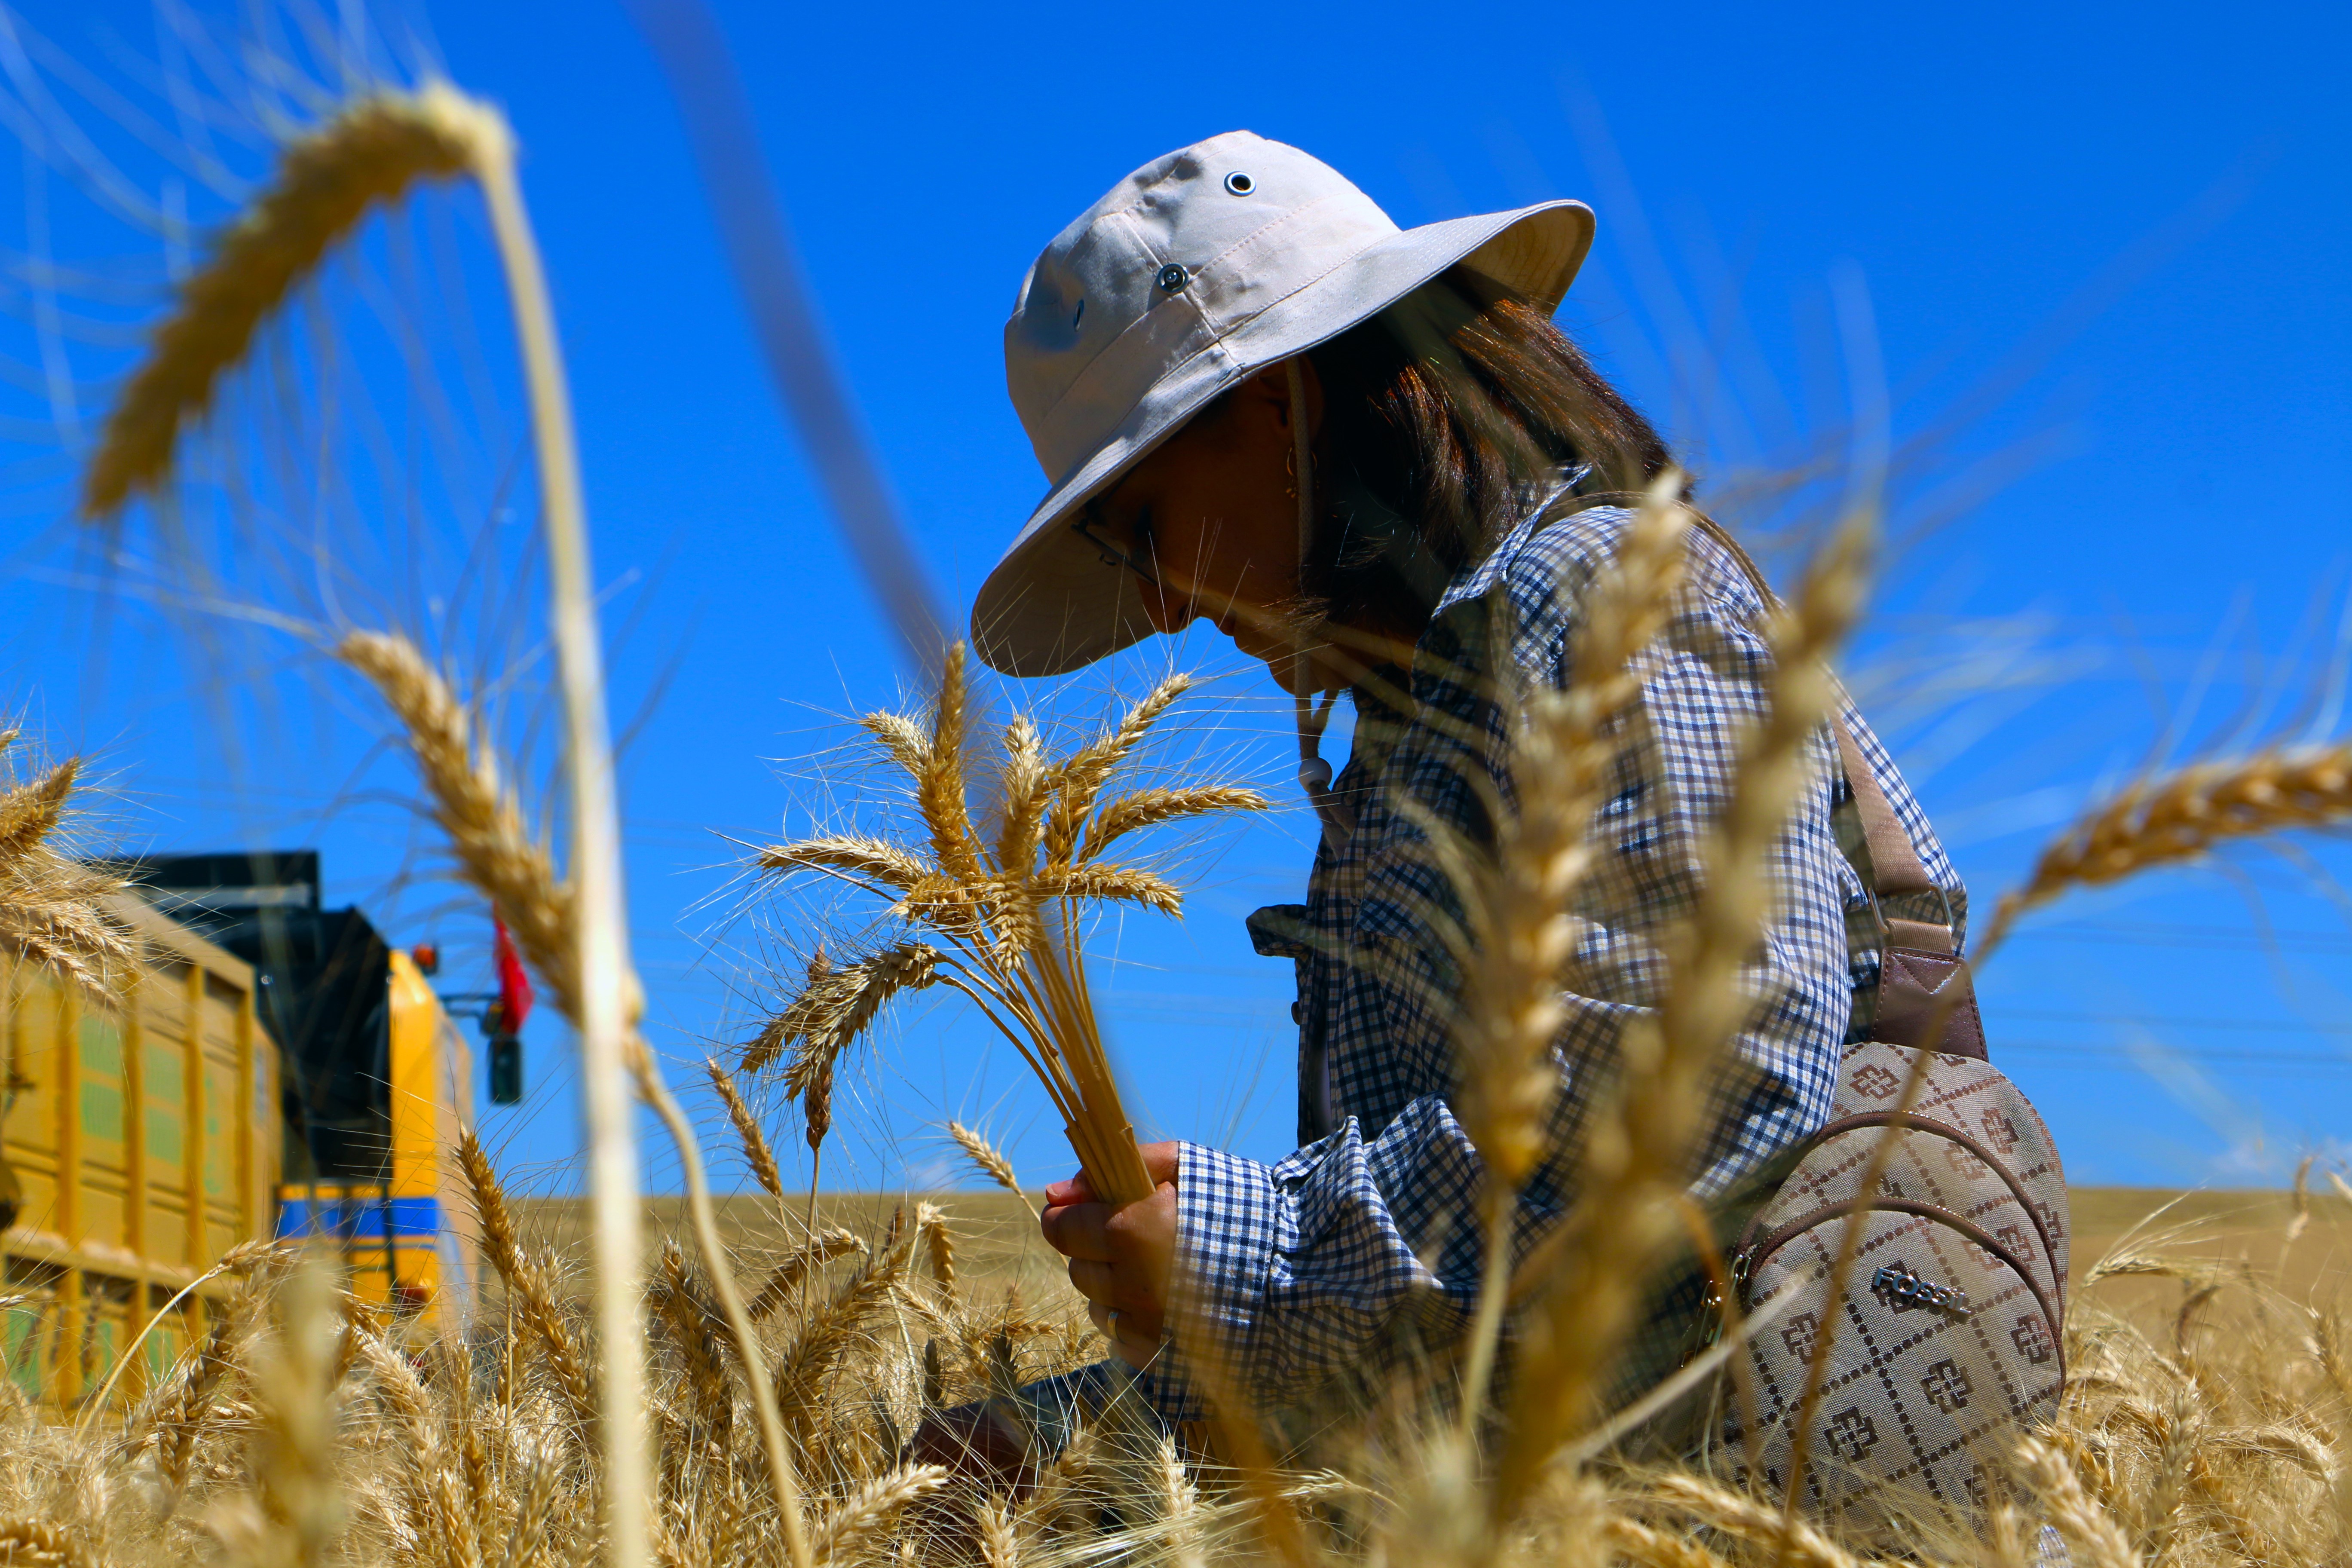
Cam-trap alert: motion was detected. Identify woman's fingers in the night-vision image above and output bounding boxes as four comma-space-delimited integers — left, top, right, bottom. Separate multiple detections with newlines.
1086, 1299, 1164, 1366
1039, 1198, 1114, 1262
1042, 1162, 1180, 1356
1042, 1186, 1176, 1264
1063, 1256, 1161, 1316
1044, 1142, 1181, 1212
1063, 1255, 1114, 1303
1040, 1170, 1096, 1210
1084, 1296, 1164, 1339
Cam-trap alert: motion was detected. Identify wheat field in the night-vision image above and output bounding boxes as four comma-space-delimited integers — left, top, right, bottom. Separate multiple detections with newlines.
497, 1186, 2352, 1314
9, 1165, 2352, 1568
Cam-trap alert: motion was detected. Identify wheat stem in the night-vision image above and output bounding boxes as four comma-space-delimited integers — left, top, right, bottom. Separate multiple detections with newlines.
629, 1047, 815, 1568
455, 88, 658, 1568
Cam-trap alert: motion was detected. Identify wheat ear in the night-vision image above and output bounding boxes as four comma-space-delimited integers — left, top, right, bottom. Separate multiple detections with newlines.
946, 1120, 1023, 1195
1599, 1516, 1738, 1568
340, 631, 806, 1564
917, 1202, 958, 1296
349, 1330, 484, 1568
807, 1466, 949, 1565
1155, 1434, 1206, 1568
916, 643, 982, 879
337, 631, 579, 1019
144, 1304, 244, 1493
705, 1058, 785, 1199
974, 1496, 1020, 1568
1632, 1473, 1862, 1568
1453, 470, 1692, 1421
627, 1050, 817, 1568
0, 885, 141, 1003
457, 1131, 596, 1423
1078, 785, 1270, 862
652, 1241, 732, 1433
773, 1221, 916, 1426
0, 756, 74, 858
0, 1520, 98, 1568
1492, 507, 1871, 1523
770, 944, 944, 1095
81, 86, 490, 519
1042, 673, 1192, 867
1979, 740, 2352, 958
0, 750, 141, 1002
245, 1259, 347, 1568
744, 1229, 865, 1323
996, 714, 1051, 874
742, 946, 830, 1077
756, 836, 931, 894
2015, 1436, 2142, 1568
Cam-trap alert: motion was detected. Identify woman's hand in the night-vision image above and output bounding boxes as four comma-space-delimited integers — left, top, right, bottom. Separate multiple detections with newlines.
1040, 1141, 1180, 1366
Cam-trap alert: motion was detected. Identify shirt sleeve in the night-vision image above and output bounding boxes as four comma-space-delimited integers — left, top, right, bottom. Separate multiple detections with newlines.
1142, 518, 1869, 1421
1141, 1103, 1494, 1421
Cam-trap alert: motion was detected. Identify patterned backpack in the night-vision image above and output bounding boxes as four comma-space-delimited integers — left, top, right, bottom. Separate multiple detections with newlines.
1708, 720, 2070, 1528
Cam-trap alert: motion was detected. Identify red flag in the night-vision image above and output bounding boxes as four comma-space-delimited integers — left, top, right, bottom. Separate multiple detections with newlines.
493, 912, 534, 1035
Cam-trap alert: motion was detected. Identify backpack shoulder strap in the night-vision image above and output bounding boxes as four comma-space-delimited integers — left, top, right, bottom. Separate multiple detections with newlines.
1831, 712, 1985, 1059
1831, 714, 1956, 957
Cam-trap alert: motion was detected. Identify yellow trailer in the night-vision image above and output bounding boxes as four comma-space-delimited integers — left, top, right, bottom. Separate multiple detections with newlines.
3, 854, 487, 1414
0, 897, 279, 1409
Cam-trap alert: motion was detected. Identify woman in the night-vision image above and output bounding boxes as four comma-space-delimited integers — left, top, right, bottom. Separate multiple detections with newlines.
964, 131, 1963, 1449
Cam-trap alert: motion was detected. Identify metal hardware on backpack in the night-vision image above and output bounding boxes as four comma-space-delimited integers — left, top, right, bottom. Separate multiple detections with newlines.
1706, 719, 2070, 1528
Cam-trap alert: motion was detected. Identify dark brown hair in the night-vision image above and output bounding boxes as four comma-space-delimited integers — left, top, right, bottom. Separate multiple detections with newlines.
1295, 264, 1679, 640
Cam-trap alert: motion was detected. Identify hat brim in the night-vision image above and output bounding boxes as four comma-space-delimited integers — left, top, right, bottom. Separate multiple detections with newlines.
971, 199, 1595, 678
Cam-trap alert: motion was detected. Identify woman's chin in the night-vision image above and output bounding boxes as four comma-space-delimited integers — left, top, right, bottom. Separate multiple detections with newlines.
1245, 644, 1323, 697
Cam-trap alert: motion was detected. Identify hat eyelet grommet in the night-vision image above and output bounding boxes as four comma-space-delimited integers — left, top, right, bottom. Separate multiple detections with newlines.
1155, 263, 1191, 294
1224, 171, 1255, 196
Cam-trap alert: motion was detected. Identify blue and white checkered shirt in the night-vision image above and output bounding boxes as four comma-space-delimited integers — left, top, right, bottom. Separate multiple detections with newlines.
1134, 496, 1966, 1425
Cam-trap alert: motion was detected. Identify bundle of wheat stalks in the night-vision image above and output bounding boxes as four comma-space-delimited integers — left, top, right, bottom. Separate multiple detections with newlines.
751, 642, 1265, 1210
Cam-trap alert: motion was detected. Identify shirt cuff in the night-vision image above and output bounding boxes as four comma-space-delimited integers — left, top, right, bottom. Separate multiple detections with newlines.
1135, 1140, 1284, 1424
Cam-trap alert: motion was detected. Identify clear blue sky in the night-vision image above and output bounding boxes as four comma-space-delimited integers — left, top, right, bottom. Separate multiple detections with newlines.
0, 0, 2346, 1197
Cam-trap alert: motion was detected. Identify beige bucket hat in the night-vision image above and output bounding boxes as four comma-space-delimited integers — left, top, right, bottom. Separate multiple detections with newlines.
973, 129, 1594, 678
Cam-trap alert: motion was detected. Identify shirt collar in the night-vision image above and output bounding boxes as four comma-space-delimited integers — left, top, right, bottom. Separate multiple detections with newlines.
1428, 465, 1588, 618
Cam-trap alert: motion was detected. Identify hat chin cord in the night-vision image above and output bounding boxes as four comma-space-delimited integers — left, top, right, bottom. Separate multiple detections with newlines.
1288, 359, 1351, 853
